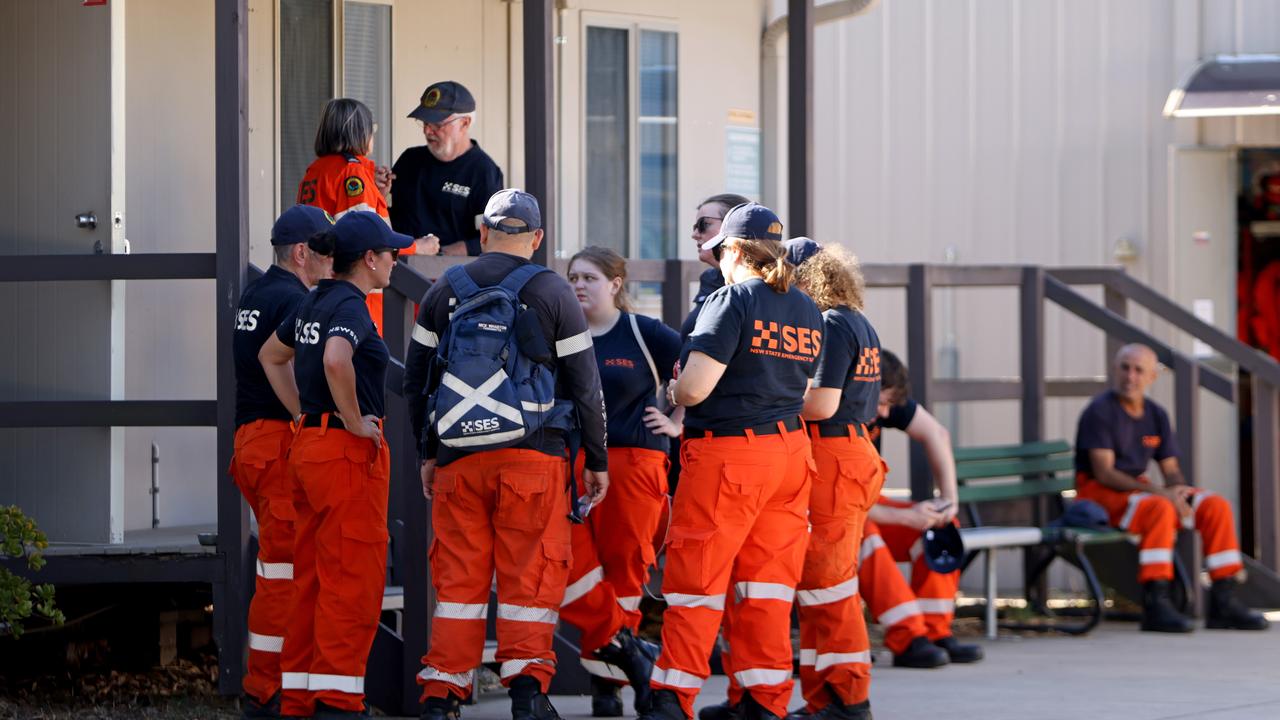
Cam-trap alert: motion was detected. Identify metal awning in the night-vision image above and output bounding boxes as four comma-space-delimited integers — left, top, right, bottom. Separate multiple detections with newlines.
1164, 54, 1280, 118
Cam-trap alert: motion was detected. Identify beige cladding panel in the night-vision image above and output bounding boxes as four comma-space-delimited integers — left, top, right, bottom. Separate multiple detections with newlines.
123, 0, 218, 532
813, 0, 1280, 492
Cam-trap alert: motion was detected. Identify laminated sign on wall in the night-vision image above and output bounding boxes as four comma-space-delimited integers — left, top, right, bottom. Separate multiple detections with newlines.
725, 126, 761, 199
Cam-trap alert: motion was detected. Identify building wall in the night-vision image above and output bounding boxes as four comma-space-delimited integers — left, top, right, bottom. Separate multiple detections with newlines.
122, 0, 218, 531
105, 0, 764, 532
807, 0, 1280, 512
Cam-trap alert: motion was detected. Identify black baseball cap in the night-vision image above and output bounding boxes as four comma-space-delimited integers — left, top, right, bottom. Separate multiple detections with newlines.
922, 523, 965, 574
783, 236, 822, 267
408, 80, 476, 124
482, 189, 542, 232
271, 205, 334, 246
700, 202, 784, 251
332, 211, 413, 255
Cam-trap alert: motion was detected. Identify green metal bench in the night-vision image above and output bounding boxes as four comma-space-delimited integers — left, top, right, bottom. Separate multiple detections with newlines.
953, 440, 1168, 638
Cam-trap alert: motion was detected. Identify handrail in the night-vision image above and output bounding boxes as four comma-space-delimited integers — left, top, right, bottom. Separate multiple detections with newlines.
0, 253, 217, 281
1044, 276, 1235, 401
1049, 267, 1280, 388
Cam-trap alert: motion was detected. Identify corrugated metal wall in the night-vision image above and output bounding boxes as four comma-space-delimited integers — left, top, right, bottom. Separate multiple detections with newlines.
809, 0, 1280, 501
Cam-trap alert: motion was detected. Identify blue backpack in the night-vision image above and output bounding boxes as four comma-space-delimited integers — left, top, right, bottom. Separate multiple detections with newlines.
428, 263, 572, 451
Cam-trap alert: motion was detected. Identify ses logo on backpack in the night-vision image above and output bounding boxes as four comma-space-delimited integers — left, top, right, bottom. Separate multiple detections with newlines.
427, 264, 572, 451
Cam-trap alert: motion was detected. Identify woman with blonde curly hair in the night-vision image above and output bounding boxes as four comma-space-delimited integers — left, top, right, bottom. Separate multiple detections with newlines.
790, 237, 883, 720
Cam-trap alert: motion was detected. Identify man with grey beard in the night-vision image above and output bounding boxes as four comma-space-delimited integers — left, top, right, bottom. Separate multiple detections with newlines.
389, 80, 505, 256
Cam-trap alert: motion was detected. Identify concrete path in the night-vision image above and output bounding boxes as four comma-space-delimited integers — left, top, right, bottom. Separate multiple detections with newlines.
419, 618, 1280, 720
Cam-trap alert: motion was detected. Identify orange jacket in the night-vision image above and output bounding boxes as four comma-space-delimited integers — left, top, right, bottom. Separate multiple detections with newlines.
297, 153, 389, 220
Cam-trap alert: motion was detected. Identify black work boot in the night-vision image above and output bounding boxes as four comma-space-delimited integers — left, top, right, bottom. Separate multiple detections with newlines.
640, 689, 689, 720
739, 692, 782, 720
786, 698, 871, 720
1140, 580, 1195, 633
421, 694, 463, 720
698, 700, 738, 720
1206, 578, 1270, 630
312, 701, 371, 719
509, 675, 562, 720
595, 627, 659, 713
890, 636, 949, 668
240, 692, 280, 719
591, 676, 624, 718
933, 636, 984, 663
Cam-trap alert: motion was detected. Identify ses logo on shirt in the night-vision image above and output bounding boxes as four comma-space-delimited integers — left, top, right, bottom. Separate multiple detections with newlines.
1142, 435, 1162, 449
750, 320, 822, 362
441, 182, 472, 198
853, 347, 881, 382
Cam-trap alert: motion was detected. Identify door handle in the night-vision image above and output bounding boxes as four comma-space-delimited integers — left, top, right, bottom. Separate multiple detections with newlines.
75, 212, 97, 229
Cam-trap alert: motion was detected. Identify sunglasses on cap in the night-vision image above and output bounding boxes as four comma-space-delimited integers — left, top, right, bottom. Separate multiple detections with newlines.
693, 215, 722, 234
373, 247, 400, 260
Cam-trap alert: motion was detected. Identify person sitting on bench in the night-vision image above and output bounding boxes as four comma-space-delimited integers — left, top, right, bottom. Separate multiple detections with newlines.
1074, 343, 1269, 633
859, 350, 984, 668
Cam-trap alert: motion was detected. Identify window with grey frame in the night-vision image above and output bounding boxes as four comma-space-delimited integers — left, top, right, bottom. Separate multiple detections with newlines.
278, 0, 392, 211
585, 26, 678, 260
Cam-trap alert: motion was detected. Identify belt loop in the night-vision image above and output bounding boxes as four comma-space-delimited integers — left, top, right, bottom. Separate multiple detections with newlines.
319, 412, 330, 435
744, 428, 756, 444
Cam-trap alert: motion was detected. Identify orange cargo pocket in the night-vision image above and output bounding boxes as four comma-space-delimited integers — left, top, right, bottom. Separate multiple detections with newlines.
495, 469, 554, 531
835, 456, 878, 515
340, 520, 390, 604
535, 540, 573, 606
666, 525, 719, 591
714, 464, 769, 528
804, 521, 856, 585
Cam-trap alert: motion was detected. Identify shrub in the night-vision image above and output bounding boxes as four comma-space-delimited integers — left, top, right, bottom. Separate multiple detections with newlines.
0, 505, 65, 637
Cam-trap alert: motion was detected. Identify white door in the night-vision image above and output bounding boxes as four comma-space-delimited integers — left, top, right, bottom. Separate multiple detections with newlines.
0, 0, 126, 543
1169, 146, 1238, 508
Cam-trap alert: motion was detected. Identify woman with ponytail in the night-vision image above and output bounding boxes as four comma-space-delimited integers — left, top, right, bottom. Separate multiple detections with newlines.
640, 204, 824, 720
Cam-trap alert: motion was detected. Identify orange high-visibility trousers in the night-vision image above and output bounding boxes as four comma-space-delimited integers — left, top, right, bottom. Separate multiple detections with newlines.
795, 427, 885, 709
280, 421, 390, 717
650, 424, 813, 720
418, 449, 572, 700
858, 497, 960, 654
1075, 473, 1244, 583
561, 447, 669, 681
230, 419, 298, 706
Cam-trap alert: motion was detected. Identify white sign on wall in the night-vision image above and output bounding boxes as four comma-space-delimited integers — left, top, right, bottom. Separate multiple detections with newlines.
725, 126, 761, 199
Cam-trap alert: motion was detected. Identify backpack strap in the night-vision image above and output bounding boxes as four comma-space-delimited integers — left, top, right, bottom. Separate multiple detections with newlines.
498, 263, 551, 298
628, 312, 662, 402
444, 264, 481, 302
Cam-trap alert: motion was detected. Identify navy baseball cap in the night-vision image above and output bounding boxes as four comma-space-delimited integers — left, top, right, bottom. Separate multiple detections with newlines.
408, 80, 476, 124
482, 189, 542, 232
271, 205, 334, 246
701, 202, 784, 251
922, 524, 966, 574
784, 237, 822, 267
331, 211, 413, 255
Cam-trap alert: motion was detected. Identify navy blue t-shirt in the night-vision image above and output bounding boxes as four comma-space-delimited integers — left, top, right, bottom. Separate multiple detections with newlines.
594, 313, 682, 452
277, 279, 390, 418
682, 277, 824, 431
680, 267, 725, 340
812, 307, 882, 427
869, 397, 918, 451
389, 141, 504, 256
234, 265, 309, 427
1074, 391, 1178, 476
